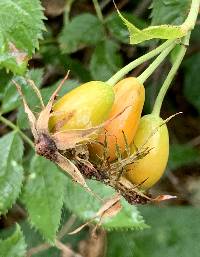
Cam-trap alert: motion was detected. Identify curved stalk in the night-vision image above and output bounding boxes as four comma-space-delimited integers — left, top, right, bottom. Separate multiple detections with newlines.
106, 39, 175, 86
137, 42, 176, 84
152, 44, 187, 116
152, 0, 200, 117
92, 0, 104, 22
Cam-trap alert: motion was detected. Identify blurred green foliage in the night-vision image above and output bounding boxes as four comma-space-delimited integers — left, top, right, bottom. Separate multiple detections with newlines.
107, 206, 200, 257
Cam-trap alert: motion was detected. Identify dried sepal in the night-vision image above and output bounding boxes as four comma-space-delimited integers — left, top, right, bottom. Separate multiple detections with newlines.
13, 79, 38, 141
152, 194, 177, 202
36, 71, 70, 133
52, 105, 131, 151
56, 152, 92, 192
96, 194, 121, 218
137, 112, 183, 153
68, 194, 121, 235
50, 110, 75, 132
26, 79, 45, 108
122, 130, 131, 157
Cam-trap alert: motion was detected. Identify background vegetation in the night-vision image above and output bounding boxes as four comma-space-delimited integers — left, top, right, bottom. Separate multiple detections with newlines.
0, 0, 199, 256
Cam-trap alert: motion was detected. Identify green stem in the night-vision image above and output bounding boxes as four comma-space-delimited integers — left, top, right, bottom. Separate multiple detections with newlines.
181, 0, 200, 32
152, 0, 200, 116
152, 44, 187, 116
0, 115, 34, 149
92, 0, 104, 22
137, 42, 176, 84
106, 39, 175, 86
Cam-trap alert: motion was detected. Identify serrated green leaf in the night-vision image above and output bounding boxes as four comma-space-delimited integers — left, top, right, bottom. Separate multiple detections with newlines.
27, 68, 44, 85
106, 12, 147, 44
150, 0, 191, 26
0, 214, 83, 257
0, 41, 28, 75
89, 40, 123, 81
107, 206, 200, 257
0, 132, 24, 214
103, 199, 148, 231
59, 13, 105, 53
0, 224, 26, 257
17, 78, 79, 129
64, 179, 147, 231
169, 143, 200, 170
0, 0, 45, 74
64, 179, 114, 219
19, 220, 66, 257
183, 52, 200, 113
22, 156, 67, 243
1, 68, 44, 114
117, 10, 186, 44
